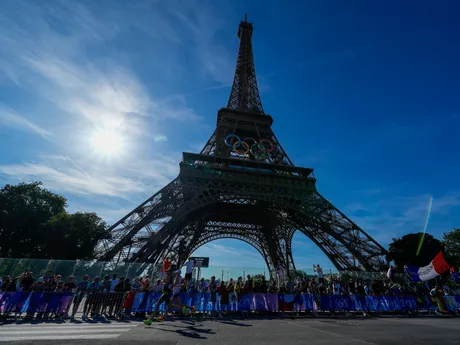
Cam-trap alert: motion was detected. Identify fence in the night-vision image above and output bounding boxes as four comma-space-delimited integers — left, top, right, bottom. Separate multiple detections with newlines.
0, 258, 387, 282
0, 258, 162, 281
1, 291, 459, 320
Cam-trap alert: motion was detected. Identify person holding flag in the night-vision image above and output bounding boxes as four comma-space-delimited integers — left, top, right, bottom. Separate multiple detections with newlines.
313, 264, 324, 284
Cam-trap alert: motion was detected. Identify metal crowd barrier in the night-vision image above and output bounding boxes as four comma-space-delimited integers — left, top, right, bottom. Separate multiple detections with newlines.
1, 291, 459, 320
128, 292, 460, 315
0, 291, 127, 320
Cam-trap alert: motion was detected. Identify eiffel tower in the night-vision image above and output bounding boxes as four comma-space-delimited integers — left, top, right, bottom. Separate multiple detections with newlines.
97, 16, 388, 275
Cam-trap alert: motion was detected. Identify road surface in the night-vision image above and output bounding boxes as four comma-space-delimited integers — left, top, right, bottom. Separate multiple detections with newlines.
0, 315, 459, 344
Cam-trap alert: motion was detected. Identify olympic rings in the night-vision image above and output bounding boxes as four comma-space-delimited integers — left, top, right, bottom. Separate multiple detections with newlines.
224, 134, 275, 157
224, 134, 241, 148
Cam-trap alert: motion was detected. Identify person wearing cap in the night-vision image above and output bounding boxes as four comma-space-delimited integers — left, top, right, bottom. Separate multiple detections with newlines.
170, 270, 191, 312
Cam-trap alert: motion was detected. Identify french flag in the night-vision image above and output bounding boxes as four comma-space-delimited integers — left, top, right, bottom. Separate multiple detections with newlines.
405, 252, 451, 282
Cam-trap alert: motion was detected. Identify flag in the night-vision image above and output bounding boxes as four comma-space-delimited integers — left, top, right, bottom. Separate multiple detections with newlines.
404, 252, 451, 282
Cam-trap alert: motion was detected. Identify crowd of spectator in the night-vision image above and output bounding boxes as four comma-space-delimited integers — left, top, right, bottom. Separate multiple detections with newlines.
1, 260, 459, 320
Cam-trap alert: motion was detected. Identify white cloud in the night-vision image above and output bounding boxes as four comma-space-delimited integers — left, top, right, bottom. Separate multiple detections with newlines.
348, 192, 460, 245
0, 1, 202, 143
0, 162, 143, 198
0, 153, 180, 199
153, 136, 168, 143
67, 202, 134, 224
26, 59, 152, 133
0, 102, 52, 139
0, 1, 212, 210
171, 3, 235, 85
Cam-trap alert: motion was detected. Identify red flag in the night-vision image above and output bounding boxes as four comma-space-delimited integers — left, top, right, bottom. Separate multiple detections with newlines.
432, 252, 450, 275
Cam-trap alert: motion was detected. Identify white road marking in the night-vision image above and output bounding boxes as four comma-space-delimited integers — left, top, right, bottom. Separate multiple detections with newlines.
0, 322, 136, 342
0, 324, 133, 330
0, 334, 121, 341
0, 327, 132, 334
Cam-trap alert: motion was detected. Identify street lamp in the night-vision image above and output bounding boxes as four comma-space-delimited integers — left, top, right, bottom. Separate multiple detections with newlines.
280, 212, 289, 279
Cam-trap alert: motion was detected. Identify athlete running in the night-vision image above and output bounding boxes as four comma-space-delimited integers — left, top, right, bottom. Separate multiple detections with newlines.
170, 270, 195, 315
144, 269, 194, 324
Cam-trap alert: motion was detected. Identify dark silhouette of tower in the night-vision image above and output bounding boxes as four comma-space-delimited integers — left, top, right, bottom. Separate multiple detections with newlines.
97, 16, 388, 275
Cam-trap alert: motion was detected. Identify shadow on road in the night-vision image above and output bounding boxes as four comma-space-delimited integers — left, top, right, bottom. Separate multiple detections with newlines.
148, 323, 216, 340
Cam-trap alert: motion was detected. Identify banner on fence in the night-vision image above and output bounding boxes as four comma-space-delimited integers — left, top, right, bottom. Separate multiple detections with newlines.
1, 291, 459, 315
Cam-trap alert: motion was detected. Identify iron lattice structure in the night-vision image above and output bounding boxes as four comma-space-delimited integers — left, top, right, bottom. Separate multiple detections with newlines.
96, 17, 388, 275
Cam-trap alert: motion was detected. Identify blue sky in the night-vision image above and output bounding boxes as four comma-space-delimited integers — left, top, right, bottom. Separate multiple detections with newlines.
0, 0, 459, 273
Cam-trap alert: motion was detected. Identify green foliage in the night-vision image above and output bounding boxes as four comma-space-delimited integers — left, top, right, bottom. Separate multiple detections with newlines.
0, 181, 111, 260
44, 212, 111, 260
387, 232, 443, 269
443, 228, 460, 267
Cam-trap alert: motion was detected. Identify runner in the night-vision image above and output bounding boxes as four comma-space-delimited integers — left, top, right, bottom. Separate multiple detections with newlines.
170, 270, 195, 315
143, 268, 174, 323
143, 269, 194, 324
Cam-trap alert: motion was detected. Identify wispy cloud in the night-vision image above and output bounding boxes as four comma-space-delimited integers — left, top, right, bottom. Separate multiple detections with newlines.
67, 202, 134, 224
0, 102, 52, 140
0, 1, 211, 210
171, 2, 235, 85
347, 191, 460, 244
0, 1, 201, 143
0, 162, 143, 198
0, 153, 180, 199
153, 135, 168, 143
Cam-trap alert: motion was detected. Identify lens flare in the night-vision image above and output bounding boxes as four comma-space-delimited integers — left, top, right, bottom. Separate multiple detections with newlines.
416, 195, 433, 256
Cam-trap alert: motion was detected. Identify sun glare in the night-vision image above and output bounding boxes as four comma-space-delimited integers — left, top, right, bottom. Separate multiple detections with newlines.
90, 129, 124, 156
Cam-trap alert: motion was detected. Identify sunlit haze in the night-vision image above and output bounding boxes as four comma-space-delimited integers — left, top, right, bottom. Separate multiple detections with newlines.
90, 129, 124, 157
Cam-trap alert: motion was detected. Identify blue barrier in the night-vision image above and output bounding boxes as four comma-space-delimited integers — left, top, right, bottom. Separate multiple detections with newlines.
129, 293, 457, 313
0, 292, 74, 314
1, 291, 459, 315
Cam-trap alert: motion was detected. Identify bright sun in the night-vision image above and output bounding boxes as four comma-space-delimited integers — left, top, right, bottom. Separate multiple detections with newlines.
90, 129, 124, 156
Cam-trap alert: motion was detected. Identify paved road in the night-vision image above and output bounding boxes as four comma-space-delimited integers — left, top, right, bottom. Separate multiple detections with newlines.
0, 316, 459, 345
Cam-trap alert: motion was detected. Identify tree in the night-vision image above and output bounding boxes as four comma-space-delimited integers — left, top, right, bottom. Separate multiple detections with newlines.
0, 182, 110, 260
387, 232, 443, 270
443, 228, 460, 267
0, 182, 67, 258
43, 212, 111, 260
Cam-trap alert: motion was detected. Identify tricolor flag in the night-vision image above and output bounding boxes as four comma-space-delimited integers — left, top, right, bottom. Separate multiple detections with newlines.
404, 252, 451, 282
